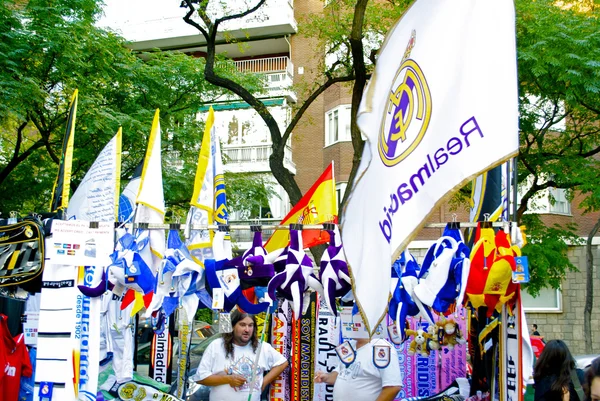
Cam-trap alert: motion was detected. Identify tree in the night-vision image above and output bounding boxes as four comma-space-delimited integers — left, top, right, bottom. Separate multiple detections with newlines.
0, 0, 266, 215
180, 0, 410, 207
515, 0, 600, 294
179, 0, 600, 291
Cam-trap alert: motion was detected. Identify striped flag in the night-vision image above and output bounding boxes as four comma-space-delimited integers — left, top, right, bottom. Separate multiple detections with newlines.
264, 163, 337, 252
50, 89, 78, 213
186, 106, 216, 264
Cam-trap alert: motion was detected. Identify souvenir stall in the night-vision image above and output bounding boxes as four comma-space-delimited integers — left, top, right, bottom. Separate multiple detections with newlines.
0, 0, 527, 391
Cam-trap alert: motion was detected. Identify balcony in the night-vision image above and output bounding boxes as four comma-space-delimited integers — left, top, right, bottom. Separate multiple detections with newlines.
222, 144, 295, 175
101, 0, 297, 58
232, 57, 296, 102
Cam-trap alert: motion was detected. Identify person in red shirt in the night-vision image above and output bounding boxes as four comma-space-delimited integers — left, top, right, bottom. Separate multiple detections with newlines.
0, 314, 33, 401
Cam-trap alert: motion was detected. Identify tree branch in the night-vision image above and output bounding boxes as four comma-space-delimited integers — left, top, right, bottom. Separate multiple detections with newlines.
340, 0, 369, 217
0, 125, 47, 188
182, 0, 209, 39
183, 0, 302, 204
213, 0, 267, 29
282, 75, 355, 147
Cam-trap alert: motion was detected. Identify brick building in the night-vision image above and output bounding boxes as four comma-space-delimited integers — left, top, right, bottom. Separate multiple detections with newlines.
101, 0, 600, 355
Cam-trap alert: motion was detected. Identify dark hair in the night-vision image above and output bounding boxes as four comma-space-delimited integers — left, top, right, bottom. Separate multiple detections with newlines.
584, 357, 600, 401
222, 310, 258, 359
533, 324, 538, 330
534, 339, 576, 394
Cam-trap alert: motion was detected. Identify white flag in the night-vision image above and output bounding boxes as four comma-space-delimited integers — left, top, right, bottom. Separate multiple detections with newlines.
67, 129, 122, 222
341, 0, 519, 334
136, 109, 166, 271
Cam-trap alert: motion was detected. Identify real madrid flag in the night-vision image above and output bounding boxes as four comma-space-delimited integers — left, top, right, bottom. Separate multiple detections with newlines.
341, 0, 519, 335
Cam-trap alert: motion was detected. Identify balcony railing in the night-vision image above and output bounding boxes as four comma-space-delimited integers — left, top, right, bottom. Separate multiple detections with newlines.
234, 56, 294, 78
228, 218, 280, 244
222, 144, 295, 172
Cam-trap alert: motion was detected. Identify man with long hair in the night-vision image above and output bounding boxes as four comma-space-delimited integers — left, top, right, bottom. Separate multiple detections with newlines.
194, 310, 288, 401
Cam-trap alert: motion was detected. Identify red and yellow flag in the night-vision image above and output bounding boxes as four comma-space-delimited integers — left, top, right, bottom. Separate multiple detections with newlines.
265, 163, 337, 252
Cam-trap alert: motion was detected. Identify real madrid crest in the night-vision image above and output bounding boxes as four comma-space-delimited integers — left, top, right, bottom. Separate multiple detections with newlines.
25, 226, 34, 238
335, 340, 356, 367
387, 323, 401, 345
372, 340, 391, 369
378, 29, 432, 167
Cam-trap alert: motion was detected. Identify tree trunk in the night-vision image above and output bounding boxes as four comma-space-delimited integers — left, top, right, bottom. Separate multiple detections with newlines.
584, 216, 600, 353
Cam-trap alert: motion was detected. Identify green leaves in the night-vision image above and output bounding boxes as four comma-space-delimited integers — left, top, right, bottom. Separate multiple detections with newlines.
0, 0, 269, 216
520, 214, 582, 296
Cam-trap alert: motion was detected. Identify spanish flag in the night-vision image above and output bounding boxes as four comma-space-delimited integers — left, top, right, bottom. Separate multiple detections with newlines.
50, 89, 78, 212
265, 163, 337, 252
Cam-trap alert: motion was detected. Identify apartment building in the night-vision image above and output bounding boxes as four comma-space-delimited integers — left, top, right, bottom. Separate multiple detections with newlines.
101, 0, 600, 353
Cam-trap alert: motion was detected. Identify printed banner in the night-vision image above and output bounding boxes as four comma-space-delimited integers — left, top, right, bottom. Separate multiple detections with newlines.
298, 292, 317, 401
34, 260, 79, 401
176, 308, 192, 398
341, 0, 519, 335
438, 309, 468, 391
270, 299, 291, 401
35, 240, 106, 401
150, 316, 173, 385
313, 295, 340, 401
413, 319, 437, 398
501, 297, 522, 401
48, 220, 114, 267
291, 316, 301, 401
73, 266, 102, 401
285, 299, 294, 401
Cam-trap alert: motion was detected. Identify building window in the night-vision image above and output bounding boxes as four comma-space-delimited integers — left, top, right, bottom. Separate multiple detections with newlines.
336, 182, 347, 208
522, 287, 562, 312
517, 175, 572, 216
548, 187, 571, 215
325, 105, 351, 146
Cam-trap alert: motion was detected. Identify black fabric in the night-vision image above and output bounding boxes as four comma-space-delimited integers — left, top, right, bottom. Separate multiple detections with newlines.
469, 306, 499, 395
0, 297, 24, 336
534, 371, 585, 401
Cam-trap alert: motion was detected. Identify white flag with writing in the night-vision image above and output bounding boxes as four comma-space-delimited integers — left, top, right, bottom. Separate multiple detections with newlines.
341, 0, 519, 334
67, 129, 122, 222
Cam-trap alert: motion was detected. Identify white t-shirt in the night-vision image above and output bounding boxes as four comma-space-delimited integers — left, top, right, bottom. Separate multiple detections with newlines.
194, 337, 287, 401
333, 340, 402, 401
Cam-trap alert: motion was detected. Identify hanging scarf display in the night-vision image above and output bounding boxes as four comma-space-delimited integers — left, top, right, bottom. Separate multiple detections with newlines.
318, 223, 351, 316
388, 250, 434, 342
414, 224, 470, 315
204, 231, 270, 314
267, 227, 323, 319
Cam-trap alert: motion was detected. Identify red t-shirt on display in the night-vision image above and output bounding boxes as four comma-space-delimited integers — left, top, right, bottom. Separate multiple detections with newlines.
0, 315, 33, 401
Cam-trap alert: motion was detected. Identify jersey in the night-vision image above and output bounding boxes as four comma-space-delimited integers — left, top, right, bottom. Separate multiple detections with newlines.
1, 316, 33, 401
333, 340, 402, 401
194, 337, 287, 401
